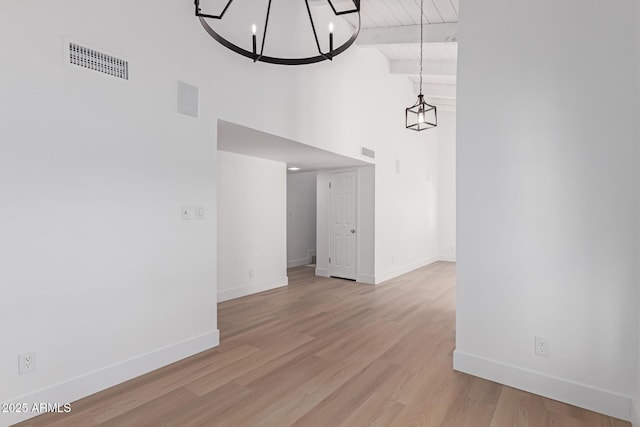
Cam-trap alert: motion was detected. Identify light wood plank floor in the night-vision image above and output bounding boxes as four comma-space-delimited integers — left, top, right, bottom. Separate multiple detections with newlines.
17, 262, 629, 426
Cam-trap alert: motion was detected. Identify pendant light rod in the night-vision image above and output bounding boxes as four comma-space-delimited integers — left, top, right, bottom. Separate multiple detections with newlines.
405, 0, 437, 131
419, 0, 424, 95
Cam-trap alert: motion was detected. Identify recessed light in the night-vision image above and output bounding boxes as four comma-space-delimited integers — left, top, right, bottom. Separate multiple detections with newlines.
288, 167, 301, 171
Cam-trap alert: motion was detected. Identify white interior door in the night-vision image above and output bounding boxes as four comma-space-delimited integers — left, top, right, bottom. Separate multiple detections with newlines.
330, 171, 357, 280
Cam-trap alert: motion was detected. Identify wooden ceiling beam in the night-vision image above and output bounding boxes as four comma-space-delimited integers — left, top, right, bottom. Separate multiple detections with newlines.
357, 23, 459, 46
390, 60, 457, 77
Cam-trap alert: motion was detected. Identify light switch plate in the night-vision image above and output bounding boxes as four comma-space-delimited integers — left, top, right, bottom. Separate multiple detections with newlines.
195, 205, 205, 220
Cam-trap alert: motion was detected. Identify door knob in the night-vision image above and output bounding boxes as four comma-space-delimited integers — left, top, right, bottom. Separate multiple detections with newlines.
350, 229, 356, 233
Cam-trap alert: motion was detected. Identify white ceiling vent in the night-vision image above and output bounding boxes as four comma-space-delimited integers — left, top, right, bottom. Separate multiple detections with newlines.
67, 42, 128, 80
361, 146, 375, 159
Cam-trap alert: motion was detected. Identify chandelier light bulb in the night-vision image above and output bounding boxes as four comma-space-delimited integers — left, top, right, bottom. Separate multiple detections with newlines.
251, 24, 258, 61
329, 22, 334, 33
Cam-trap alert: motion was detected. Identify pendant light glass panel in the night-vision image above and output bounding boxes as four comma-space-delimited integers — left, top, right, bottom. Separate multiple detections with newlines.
406, 95, 437, 131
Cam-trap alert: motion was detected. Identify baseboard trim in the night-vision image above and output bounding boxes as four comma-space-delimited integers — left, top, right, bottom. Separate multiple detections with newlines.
356, 274, 375, 285
315, 267, 329, 278
631, 399, 640, 427
438, 256, 457, 262
287, 257, 311, 268
217, 277, 288, 302
1, 330, 220, 427
453, 350, 632, 422
375, 256, 439, 284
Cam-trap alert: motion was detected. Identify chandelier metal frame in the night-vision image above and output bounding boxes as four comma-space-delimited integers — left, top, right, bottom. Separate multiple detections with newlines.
194, 0, 361, 65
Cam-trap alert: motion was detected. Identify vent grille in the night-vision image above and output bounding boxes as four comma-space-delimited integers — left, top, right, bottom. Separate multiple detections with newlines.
69, 43, 128, 80
361, 146, 375, 159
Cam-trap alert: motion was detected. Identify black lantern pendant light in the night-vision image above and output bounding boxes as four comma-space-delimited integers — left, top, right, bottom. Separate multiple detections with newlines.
406, 0, 437, 131
194, 0, 361, 66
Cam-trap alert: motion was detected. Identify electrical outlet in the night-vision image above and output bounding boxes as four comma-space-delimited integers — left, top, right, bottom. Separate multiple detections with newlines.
535, 336, 549, 357
19, 352, 36, 374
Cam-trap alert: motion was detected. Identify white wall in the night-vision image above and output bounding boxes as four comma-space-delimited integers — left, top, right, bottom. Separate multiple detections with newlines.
455, 0, 640, 421
374, 131, 440, 283
0, 2, 222, 425
0, 0, 448, 424
635, 18, 640, 427
438, 111, 456, 262
287, 172, 317, 268
316, 166, 375, 284
212, 12, 442, 287
218, 151, 287, 302
359, 166, 376, 284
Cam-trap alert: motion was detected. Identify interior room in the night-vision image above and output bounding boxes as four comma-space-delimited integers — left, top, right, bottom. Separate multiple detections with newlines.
1, 0, 639, 426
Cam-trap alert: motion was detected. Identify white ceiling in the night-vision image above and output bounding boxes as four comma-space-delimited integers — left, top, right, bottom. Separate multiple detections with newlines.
346, 0, 459, 108
347, 0, 459, 28
217, 120, 371, 173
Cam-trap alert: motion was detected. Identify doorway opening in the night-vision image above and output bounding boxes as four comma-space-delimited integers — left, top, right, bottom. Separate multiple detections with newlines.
216, 120, 376, 303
